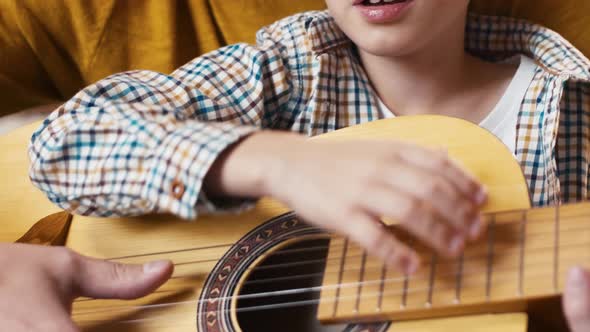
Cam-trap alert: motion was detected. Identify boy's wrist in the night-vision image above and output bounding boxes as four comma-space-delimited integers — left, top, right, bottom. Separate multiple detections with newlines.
261, 133, 307, 199
203, 130, 305, 200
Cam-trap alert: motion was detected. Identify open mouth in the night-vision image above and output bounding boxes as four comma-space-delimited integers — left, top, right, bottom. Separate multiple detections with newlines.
355, 0, 410, 6
352, 0, 414, 23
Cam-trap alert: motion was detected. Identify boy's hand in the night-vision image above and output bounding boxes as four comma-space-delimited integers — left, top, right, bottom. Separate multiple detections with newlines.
206, 132, 487, 273
0, 243, 173, 332
269, 138, 486, 272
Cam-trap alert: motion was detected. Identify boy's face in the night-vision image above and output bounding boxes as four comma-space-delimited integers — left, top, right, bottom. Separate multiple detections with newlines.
325, 0, 470, 57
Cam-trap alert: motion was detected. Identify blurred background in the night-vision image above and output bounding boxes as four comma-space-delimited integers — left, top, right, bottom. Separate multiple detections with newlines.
0, 0, 588, 118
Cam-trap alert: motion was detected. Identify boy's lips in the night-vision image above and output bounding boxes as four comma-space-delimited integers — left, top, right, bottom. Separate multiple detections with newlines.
352, 0, 408, 5
352, 0, 414, 24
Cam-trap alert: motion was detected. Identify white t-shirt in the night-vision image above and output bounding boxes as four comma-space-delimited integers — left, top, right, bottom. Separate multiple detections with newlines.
377, 55, 537, 154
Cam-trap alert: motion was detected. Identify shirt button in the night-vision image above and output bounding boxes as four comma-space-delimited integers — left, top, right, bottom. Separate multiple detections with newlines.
171, 180, 185, 199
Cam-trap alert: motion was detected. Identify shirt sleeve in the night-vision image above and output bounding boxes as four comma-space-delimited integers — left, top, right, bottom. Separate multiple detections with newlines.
28, 26, 296, 220
557, 79, 590, 203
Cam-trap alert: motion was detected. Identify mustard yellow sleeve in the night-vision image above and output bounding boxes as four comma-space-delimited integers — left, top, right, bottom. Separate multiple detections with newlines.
0, 0, 211, 116
0, 0, 329, 117
0, 1, 68, 115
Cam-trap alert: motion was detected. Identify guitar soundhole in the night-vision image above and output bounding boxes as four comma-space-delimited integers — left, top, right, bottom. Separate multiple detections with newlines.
236, 238, 346, 332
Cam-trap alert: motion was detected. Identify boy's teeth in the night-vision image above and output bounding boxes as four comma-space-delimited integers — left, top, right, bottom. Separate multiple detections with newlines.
364, 0, 402, 5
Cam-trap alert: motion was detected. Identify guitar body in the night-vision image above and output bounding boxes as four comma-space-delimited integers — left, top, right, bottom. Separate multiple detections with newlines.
60, 116, 530, 332
53, 116, 539, 332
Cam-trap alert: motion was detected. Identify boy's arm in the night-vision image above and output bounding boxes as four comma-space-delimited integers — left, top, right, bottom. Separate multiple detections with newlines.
28, 35, 294, 219
27, 16, 486, 271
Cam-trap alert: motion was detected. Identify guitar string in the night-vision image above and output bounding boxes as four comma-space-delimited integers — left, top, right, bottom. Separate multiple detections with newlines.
74, 266, 568, 318
97, 210, 560, 260
71, 206, 586, 300
72, 222, 589, 304
74, 219, 590, 304
148, 236, 587, 301
72, 254, 586, 326
67, 200, 587, 323
99, 208, 589, 271
98, 213, 590, 277
72, 251, 590, 317
72, 217, 590, 308
169, 223, 588, 272
164, 236, 590, 288
79, 248, 590, 314
114, 235, 584, 307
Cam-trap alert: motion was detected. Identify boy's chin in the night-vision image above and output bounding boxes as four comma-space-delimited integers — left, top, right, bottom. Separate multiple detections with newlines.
353, 36, 423, 58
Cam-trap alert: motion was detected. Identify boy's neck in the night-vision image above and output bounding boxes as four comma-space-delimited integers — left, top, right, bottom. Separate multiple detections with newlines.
359, 19, 516, 123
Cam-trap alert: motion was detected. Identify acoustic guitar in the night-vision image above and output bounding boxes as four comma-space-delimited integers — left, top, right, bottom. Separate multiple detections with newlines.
10, 116, 584, 331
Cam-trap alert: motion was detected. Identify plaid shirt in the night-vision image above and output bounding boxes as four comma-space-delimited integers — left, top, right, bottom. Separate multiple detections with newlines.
29, 11, 590, 219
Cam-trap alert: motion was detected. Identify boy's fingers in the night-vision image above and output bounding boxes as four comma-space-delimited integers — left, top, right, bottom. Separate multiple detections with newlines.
342, 212, 420, 274
362, 187, 464, 258
396, 145, 486, 204
382, 164, 478, 234
402, 212, 464, 258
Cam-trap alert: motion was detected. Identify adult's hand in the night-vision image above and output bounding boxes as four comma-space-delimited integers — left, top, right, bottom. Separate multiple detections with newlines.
564, 266, 590, 332
0, 243, 173, 332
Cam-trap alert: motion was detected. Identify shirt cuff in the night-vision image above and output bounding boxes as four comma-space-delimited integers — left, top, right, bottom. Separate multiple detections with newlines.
142, 122, 258, 219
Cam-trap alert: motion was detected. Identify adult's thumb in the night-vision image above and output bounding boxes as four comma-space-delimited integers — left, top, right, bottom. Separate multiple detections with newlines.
564, 266, 590, 332
72, 256, 174, 300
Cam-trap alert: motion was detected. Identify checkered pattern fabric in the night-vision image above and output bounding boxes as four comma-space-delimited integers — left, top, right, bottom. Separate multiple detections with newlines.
29, 11, 590, 219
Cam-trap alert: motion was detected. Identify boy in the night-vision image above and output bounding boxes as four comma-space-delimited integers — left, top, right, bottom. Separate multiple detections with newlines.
29, 0, 590, 274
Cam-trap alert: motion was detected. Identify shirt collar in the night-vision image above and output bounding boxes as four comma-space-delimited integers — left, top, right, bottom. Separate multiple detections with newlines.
305, 11, 590, 81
